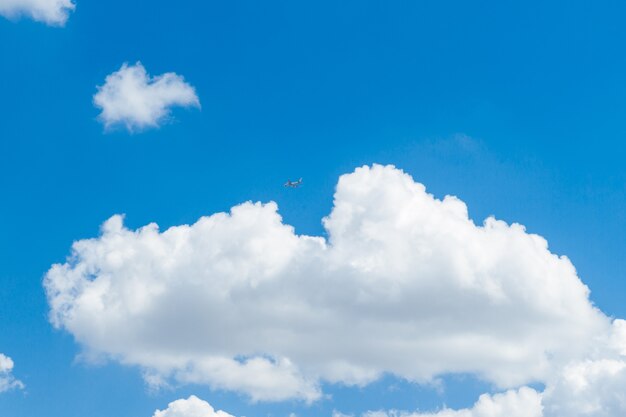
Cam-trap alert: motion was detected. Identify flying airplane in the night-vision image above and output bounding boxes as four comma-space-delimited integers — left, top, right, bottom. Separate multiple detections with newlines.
284, 178, 303, 188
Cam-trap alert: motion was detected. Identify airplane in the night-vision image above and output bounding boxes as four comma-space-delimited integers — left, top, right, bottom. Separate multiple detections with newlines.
284, 178, 303, 188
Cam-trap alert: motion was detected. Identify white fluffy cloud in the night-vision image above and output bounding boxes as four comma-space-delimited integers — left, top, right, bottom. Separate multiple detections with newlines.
362, 323, 626, 417
0, 0, 74, 25
364, 387, 542, 417
0, 353, 24, 393
45, 164, 616, 405
540, 319, 626, 417
543, 359, 626, 417
93, 62, 200, 132
152, 396, 235, 417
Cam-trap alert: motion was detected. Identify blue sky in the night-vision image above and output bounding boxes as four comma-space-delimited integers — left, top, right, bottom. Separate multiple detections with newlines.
1, 1, 626, 417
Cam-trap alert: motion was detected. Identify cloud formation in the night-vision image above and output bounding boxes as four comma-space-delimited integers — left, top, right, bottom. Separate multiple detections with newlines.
0, 353, 24, 393
152, 396, 235, 417
541, 320, 626, 417
0, 0, 74, 25
93, 62, 200, 132
359, 320, 626, 417
364, 387, 542, 417
45, 165, 619, 408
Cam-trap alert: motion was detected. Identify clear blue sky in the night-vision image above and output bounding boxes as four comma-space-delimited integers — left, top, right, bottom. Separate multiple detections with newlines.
1, 1, 626, 417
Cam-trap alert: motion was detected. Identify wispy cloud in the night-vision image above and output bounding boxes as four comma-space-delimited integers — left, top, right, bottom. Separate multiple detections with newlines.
0, 353, 24, 393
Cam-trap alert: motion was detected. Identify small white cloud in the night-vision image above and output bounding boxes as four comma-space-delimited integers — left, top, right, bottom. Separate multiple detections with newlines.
93, 62, 200, 132
152, 396, 235, 417
0, 0, 74, 25
0, 353, 24, 393
363, 387, 542, 417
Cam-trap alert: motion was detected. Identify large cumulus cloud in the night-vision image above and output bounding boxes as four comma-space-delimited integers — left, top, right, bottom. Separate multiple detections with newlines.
45, 164, 617, 406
